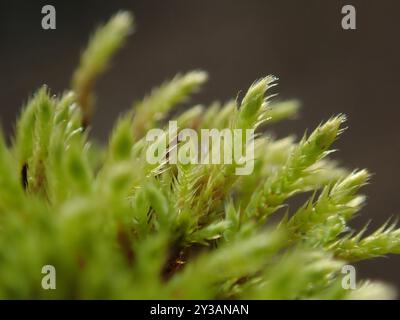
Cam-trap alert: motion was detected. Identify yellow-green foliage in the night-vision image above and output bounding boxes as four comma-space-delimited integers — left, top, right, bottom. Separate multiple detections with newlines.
0, 12, 398, 299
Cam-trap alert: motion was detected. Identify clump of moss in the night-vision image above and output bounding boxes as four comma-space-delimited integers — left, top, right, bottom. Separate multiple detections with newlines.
0, 11, 398, 299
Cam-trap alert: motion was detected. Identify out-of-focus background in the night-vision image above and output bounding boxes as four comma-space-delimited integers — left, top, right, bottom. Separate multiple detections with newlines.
1, 0, 400, 290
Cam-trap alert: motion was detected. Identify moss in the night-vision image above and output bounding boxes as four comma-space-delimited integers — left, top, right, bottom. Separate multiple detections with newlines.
0, 11, 398, 299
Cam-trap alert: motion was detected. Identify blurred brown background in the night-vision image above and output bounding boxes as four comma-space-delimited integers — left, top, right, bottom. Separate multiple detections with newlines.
1, 0, 400, 292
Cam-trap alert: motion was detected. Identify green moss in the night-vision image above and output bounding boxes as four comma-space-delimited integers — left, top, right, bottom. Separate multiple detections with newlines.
0, 11, 398, 299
